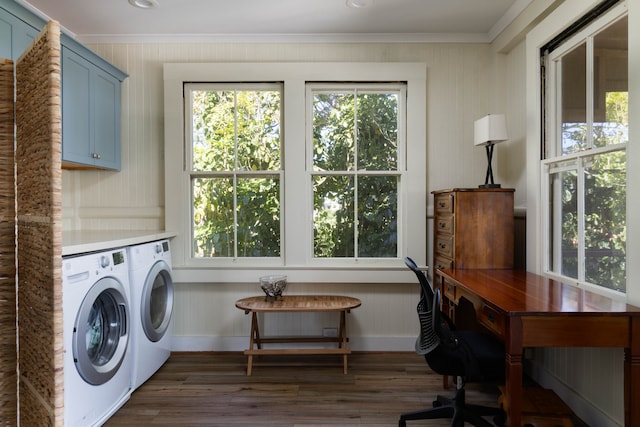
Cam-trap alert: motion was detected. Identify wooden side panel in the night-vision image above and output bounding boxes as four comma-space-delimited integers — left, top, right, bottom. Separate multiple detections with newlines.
0, 57, 17, 426
455, 190, 514, 269
16, 21, 63, 427
521, 316, 630, 348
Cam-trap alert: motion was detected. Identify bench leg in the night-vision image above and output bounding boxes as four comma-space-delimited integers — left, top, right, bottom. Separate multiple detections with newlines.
246, 312, 260, 376
340, 311, 348, 374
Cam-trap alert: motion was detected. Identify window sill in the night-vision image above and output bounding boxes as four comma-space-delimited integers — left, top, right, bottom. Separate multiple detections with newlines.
172, 264, 417, 284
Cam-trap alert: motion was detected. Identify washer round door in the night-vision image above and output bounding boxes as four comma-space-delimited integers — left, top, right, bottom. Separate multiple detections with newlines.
73, 277, 130, 385
141, 260, 174, 342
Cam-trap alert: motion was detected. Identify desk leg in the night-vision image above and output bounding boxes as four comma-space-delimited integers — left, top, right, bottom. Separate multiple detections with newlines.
339, 310, 348, 374
505, 317, 523, 427
247, 312, 261, 376
439, 283, 451, 389
625, 316, 640, 426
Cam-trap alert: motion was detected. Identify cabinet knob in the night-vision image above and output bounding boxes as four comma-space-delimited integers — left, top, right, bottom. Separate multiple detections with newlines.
92, 153, 102, 159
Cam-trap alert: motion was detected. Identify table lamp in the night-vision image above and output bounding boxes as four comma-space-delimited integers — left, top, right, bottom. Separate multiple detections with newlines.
474, 114, 507, 188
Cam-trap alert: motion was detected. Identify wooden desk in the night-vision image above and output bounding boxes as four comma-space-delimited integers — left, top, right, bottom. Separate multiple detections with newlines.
436, 269, 640, 427
235, 295, 361, 376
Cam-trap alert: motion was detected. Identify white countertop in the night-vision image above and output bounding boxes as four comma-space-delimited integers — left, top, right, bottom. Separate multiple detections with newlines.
62, 230, 177, 256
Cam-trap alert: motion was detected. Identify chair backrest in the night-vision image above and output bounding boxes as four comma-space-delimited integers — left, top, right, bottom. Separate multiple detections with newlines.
432, 288, 456, 346
403, 257, 434, 307
414, 288, 440, 355
405, 257, 440, 355
405, 261, 503, 383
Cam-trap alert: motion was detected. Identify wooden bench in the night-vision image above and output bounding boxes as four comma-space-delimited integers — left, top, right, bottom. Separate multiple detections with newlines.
235, 295, 361, 376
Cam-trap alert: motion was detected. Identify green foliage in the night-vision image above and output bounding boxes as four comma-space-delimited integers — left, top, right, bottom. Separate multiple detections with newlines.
191, 88, 281, 258
189, 85, 402, 260
312, 90, 400, 258
558, 92, 627, 292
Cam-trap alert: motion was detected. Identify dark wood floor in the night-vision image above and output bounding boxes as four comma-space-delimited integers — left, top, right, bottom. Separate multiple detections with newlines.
105, 352, 502, 426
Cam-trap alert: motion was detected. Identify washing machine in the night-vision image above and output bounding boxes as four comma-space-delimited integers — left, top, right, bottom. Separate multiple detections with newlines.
62, 247, 132, 427
127, 239, 174, 391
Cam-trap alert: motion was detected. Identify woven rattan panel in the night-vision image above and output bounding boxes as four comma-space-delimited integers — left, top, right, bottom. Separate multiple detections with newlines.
16, 21, 63, 427
0, 57, 17, 426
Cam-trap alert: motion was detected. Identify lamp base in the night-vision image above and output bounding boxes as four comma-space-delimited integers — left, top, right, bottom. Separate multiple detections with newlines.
479, 183, 501, 189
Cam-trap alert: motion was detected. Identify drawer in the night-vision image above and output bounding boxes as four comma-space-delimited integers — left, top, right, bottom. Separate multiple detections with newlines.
435, 235, 453, 258
435, 214, 453, 234
477, 303, 505, 337
435, 194, 454, 213
434, 256, 453, 271
442, 278, 456, 301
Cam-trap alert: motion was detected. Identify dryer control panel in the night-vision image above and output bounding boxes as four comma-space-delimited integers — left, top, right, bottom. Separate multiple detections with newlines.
154, 241, 170, 254
112, 250, 125, 265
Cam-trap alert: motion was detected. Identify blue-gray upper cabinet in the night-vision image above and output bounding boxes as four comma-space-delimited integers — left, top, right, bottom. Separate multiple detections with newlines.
1, 0, 128, 171
0, 7, 38, 60
62, 47, 123, 170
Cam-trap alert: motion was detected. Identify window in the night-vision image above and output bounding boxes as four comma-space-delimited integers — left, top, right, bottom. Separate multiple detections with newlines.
309, 84, 404, 259
542, 8, 627, 294
187, 84, 283, 258
164, 63, 426, 283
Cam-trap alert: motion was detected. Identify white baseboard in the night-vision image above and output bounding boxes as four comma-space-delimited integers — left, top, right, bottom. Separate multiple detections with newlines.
526, 358, 621, 427
170, 336, 417, 352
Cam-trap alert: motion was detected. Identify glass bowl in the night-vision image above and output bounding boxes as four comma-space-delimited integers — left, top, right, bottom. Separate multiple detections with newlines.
259, 275, 287, 300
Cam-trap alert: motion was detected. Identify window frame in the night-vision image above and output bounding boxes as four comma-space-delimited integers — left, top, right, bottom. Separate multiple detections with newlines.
541, 4, 627, 297
186, 82, 285, 260
306, 83, 407, 263
164, 62, 427, 283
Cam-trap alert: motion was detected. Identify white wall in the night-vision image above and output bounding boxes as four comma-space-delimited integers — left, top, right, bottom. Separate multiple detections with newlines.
62, 41, 506, 352
171, 282, 419, 352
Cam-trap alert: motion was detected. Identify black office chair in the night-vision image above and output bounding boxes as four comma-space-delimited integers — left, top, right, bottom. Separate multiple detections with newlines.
399, 257, 505, 427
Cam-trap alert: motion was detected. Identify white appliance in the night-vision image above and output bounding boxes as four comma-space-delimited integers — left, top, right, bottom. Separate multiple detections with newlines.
62, 248, 132, 427
127, 239, 174, 390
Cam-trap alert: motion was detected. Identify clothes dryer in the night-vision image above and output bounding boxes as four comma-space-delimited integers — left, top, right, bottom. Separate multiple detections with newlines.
62, 247, 132, 427
127, 239, 174, 390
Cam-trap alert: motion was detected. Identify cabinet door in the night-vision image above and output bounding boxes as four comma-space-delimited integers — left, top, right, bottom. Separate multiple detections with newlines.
92, 67, 121, 170
0, 12, 38, 60
61, 47, 92, 166
61, 47, 121, 170
0, 15, 11, 58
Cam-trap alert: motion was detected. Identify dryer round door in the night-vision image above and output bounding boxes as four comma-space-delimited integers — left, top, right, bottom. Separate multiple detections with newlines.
141, 260, 174, 342
73, 277, 130, 385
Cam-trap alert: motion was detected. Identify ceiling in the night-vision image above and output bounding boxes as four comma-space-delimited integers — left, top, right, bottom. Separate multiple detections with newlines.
17, 0, 528, 44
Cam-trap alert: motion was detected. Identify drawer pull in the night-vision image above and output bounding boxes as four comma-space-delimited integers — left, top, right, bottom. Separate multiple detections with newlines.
487, 312, 495, 323
438, 221, 446, 229
438, 201, 446, 208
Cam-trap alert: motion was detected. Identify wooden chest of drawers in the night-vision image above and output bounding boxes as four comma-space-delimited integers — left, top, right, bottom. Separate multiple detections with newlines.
432, 188, 514, 271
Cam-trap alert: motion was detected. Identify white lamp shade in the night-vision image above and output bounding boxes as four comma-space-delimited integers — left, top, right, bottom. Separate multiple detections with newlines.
474, 114, 508, 146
